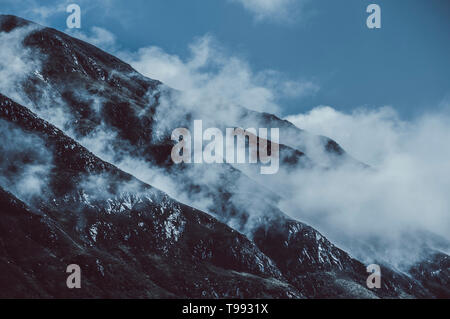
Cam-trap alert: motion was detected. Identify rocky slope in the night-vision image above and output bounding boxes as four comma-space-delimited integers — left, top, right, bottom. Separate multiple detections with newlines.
0, 93, 303, 298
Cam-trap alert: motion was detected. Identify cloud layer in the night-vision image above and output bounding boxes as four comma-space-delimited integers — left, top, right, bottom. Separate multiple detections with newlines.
0, 119, 53, 204
282, 106, 450, 266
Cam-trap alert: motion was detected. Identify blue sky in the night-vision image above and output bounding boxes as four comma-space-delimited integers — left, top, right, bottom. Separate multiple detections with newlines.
1, 0, 449, 118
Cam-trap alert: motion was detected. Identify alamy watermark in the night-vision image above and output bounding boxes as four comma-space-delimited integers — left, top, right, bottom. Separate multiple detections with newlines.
367, 4, 381, 29
171, 120, 280, 175
66, 264, 81, 289
366, 264, 381, 289
66, 4, 81, 29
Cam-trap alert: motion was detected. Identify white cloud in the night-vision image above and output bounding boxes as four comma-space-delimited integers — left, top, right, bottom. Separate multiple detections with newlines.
280, 106, 450, 265
0, 24, 42, 106
119, 35, 317, 115
66, 26, 117, 52
285, 106, 405, 165
0, 120, 54, 204
27, 4, 65, 20
230, 0, 305, 23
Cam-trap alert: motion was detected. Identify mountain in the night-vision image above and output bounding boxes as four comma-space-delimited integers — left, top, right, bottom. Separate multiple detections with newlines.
0, 14, 448, 298
0, 93, 303, 298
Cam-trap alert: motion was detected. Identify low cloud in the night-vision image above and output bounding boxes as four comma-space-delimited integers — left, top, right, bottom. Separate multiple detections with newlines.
67, 26, 117, 52
281, 105, 450, 266
286, 106, 405, 166
0, 119, 53, 204
119, 35, 318, 115
0, 24, 42, 106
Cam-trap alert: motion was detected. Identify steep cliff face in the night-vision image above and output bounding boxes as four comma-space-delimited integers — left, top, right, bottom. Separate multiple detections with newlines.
0, 14, 448, 298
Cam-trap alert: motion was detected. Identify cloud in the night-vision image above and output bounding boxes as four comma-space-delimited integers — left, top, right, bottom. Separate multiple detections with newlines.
285, 106, 404, 166
66, 26, 117, 52
0, 119, 54, 204
229, 0, 306, 23
119, 35, 317, 115
279, 105, 450, 266
256, 70, 319, 99
27, 3, 65, 21
0, 23, 42, 106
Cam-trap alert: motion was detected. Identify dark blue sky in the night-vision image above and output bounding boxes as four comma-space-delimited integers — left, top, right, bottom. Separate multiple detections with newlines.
2, 0, 449, 117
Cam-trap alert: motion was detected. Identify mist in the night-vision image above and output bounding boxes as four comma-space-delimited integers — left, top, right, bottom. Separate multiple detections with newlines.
281, 105, 450, 266
0, 119, 53, 204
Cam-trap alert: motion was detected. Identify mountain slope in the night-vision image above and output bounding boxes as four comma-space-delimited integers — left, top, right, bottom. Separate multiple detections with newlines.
0, 93, 303, 298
